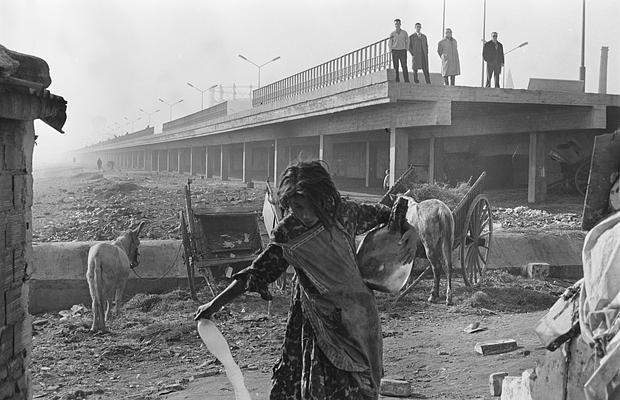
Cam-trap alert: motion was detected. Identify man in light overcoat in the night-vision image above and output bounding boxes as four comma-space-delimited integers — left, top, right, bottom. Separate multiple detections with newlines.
437, 28, 460, 86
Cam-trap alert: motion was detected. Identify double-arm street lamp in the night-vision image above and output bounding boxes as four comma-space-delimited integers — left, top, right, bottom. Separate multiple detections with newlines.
158, 98, 184, 121
187, 82, 218, 110
238, 54, 281, 88
139, 107, 160, 127
503, 42, 529, 88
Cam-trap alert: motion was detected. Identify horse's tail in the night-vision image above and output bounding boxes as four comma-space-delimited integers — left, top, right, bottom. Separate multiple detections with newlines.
87, 248, 105, 330
439, 205, 455, 271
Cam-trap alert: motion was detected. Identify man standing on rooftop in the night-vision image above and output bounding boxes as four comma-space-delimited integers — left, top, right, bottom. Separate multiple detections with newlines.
408, 22, 431, 84
389, 18, 410, 83
483, 32, 505, 88
437, 28, 460, 86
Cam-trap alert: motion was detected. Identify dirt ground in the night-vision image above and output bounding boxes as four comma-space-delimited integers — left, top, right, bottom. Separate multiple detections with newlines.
29, 166, 583, 400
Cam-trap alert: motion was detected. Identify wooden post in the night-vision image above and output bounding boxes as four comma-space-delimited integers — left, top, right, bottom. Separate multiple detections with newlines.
528, 132, 547, 203
389, 127, 409, 187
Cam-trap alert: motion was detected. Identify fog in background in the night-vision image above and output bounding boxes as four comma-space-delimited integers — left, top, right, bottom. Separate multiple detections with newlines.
1, 0, 617, 169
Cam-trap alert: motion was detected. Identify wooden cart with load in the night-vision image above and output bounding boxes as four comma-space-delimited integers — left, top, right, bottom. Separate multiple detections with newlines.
380, 167, 493, 298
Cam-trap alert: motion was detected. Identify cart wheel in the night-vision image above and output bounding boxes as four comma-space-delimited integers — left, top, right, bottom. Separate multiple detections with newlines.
460, 195, 493, 286
574, 161, 590, 196
274, 274, 287, 291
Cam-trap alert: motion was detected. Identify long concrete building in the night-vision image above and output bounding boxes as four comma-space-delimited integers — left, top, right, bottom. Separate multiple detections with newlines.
75, 38, 620, 203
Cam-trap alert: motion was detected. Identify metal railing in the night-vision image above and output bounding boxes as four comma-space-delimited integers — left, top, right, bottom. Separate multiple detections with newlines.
252, 37, 391, 107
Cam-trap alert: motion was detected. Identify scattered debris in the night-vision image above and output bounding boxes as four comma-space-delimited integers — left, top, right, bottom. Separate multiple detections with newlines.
475, 339, 518, 355
380, 378, 412, 398
489, 372, 508, 396
463, 321, 487, 334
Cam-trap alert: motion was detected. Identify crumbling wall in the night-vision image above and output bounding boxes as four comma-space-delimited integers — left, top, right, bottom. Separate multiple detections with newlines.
0, 118, 34, 400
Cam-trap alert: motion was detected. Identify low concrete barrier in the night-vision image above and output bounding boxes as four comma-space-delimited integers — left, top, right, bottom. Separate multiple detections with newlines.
30, 230, 586, 314
30, 240, 188, 314
488, 231, 585, 269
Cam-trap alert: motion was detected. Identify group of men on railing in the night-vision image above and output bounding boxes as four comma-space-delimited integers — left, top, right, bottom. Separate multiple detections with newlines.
389, 18, 505, 87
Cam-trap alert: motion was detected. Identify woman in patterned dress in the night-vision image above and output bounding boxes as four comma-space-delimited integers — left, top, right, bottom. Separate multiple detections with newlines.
194, 160, 415, 399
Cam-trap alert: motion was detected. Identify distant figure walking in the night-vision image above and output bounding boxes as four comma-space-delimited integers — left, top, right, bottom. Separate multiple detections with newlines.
97, 157, 102, 171
383, 169, 390, 190
437, 28, 460, 86
389, 18, 410, 83
408, 22, 431, 84
73, 156, 76, 165
483, 32, 504, 88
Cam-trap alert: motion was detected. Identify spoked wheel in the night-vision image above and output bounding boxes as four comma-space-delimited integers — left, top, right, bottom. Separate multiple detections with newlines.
574, 161, 590, 196
460, 195, 493, 286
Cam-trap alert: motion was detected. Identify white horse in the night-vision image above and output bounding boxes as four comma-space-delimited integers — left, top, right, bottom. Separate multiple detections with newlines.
86, 221, 145, 332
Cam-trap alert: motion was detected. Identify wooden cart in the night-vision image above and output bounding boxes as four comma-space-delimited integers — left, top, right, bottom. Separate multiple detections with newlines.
380, 168, 493, 289
180, 179, 268, 301
581, 131, 620, 230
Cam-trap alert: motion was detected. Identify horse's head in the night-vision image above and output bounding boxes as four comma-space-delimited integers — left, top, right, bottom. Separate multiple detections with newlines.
118, 221, 145, 268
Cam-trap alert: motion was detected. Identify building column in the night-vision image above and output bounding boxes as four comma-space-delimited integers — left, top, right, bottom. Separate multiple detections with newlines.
155, 151, 160, 172
428, 137, 435, 183
389, 127, 409, 188
205, 146, 212, 178
220, 145, 230, 180
319, 134, 334, 164
274, 139, 289, 185
528, 132, 547, 203
242, 142, 252, 183
167, 150, 171, 172
189, 147, 194, 176
177, 149, 181, 174
365, 141, 371, 187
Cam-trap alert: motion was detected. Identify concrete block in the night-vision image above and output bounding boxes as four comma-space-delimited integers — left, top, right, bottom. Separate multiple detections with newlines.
523, 262, 550, 279
527, 78, 584, 93
489, 372, 508, 396
501, 376, 533, 400
475, 339, 518, 355
380, 378, 412, 398
548, 265, 583, 280
521, 368, 537, 398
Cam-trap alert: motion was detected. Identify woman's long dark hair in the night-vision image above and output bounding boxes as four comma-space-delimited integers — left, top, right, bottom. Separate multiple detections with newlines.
277, 160, 342, 230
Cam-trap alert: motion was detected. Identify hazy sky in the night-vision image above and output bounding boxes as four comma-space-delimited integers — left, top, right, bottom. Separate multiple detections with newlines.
1, 0, 617, 166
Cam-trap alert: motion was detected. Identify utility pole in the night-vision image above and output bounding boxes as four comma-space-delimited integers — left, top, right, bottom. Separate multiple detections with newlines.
579, 0, 586, 87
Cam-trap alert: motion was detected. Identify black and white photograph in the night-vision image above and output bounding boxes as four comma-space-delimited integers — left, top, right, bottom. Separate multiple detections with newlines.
1, 0, 620, 399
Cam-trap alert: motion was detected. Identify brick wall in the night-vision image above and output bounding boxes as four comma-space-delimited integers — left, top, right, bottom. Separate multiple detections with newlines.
0, 118, 34, 400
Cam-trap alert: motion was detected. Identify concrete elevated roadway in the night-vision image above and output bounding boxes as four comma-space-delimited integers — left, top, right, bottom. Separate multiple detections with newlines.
76, 69, 620, 203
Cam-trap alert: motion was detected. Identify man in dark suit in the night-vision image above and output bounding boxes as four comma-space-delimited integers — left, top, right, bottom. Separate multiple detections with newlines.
408, 22, 431, 84
483, 32, 504, 88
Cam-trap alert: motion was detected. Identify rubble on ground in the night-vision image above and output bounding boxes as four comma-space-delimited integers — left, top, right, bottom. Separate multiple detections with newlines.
493, 205, 581, 230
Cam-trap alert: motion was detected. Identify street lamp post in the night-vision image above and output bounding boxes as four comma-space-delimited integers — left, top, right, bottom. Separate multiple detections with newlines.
502, 42, 529, 88
139, 108, 160, 127
187, 83, 218, 110
158, 98, 184, 120
579, 0, 586, 84
481, 0, 487, 87
123, 116, 142, 132
238, 54, 281, 88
